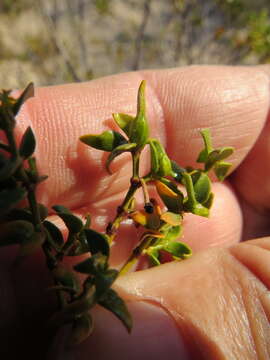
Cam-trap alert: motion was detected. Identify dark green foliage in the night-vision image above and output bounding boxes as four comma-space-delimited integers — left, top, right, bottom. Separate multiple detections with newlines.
98, 289, 132, 333
52, 205, 84, 233
19, 126, 36, 159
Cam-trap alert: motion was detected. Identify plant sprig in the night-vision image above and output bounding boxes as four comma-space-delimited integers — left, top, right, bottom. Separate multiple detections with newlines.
0, 80, 234, 345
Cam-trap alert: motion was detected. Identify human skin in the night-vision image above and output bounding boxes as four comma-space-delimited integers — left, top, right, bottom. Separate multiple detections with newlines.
1, 65, 270, 359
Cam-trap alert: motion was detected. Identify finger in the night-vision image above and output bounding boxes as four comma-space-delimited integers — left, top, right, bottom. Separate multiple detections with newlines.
230, 64, 270, 212
13, 65, 269, 254
15, 66, 269, 210
50, 237, 270, 359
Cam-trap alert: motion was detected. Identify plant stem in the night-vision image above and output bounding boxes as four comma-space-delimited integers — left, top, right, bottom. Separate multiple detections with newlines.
119, 234, 154, 275
106, 151, 142, 243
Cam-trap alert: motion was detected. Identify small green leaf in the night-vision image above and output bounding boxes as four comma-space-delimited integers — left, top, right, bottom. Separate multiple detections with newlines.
80, 130, 127, 152
53, 265, 80, 293
163, 225, 182, 242
182, 172, 209, 217
99, 289, 132, 333
52, 205, 72, 214
83, 229, 110, 256
112, 113, 134, 136
43, 220, 64, 246
192, 171, 211, 204
106, 142, 137, 174
128, 80, 149, 150
53, 205, 83, 233
0, 220, 34, 247
69, 313, 94, 345
164, 241, 192, 260
189, 203, 209, 217
95, 269, 118, 297
13, 82, 34, 116
149, 139, 172, 177
147, 247, 161, 266
155, 180, 183, 213
149, 139, 159, 174
0, 187, 26, 217
74, 253, 108, 274
19, 126, 36, 159
197, 128, 213, 163
197, 148, 208, 163
214, 161, 232, 181
160, 212, 182, 226
203, 192, 214, 209
205, 147, 234, 171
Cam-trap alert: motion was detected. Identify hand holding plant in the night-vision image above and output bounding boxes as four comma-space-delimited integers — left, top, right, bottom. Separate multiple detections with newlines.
0, 66, 270, 359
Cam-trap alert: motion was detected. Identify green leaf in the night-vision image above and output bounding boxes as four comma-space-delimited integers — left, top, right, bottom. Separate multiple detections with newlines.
203, 192, 214, 209
164, 241, 192, 260
43, 220, 64, 246
99, 289, 132, 333
13, 82, 34, 116
205, 147, 234, 171
69, 313, 94, 345
147, 247, 161, 266
128, 80, 149, 150
182, 172, 209, 217
53, 265, 80, 293
19, 126, 36, 159
214, 161, 232, 181
155, 180, 183, 213
149, 139, 172, 177
163, 225, 182, 242
189, 203, 209, 217
197, 148, 208, 163
106, 142, 137, 174
191, 171, 211, 204
52, 205, 70, 214
74, 253, 108, 274
149, 139, 159, 174
84, 229, 110, 257
80, 130, 127, 152
160, 212, 182, 226
196, 128, 213, 163
0, 220, 34, 247
0, 187, 26, 217
112, 113, 134, 136
95, 269, 118, 297
53, 205, 83, 233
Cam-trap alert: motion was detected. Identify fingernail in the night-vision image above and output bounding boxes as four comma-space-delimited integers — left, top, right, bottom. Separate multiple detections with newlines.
48, 301, 191, 360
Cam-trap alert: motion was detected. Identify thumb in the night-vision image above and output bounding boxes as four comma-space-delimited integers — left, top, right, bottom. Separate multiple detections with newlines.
49, 237, 270, 359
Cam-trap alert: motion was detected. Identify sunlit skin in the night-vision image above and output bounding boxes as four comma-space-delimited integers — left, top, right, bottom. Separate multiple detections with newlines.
1, 65, 270, 359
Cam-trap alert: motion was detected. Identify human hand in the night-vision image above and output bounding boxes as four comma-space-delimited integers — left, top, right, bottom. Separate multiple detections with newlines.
1, 65, 270, 359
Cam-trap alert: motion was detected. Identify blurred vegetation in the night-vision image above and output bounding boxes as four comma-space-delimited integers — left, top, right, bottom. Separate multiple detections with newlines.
0, 0, 270, 87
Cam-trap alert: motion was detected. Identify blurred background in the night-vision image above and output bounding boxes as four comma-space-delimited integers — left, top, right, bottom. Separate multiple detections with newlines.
1, 0, 270, 88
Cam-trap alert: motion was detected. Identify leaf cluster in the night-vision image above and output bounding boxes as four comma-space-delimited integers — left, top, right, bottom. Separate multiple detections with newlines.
0, 80, 234, 345
80, 81, 234, 272
0, 83, 131, 345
